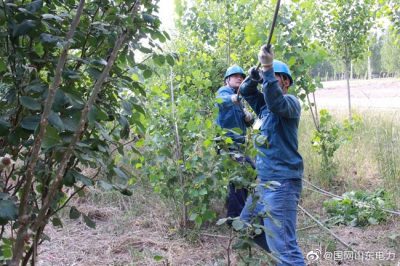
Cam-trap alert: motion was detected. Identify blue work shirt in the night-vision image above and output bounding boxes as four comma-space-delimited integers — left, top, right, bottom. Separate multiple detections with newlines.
216, 86, 247, 144
239, 69, 304, 181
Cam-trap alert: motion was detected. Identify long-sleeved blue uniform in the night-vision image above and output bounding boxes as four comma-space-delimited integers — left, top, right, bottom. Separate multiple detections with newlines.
240, 69, 303, 181
216, 86, 247, 144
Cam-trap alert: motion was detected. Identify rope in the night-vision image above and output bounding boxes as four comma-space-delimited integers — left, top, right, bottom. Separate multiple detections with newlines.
303, 178, 400, 216
298, 205, 357, 252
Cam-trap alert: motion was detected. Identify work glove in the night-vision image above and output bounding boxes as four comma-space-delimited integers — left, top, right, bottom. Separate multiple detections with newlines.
231, 94, 241, 104
243, 108, 255, 127
248, 67, 263, 83
239, 77, 259, 96
258, 44, 274, 67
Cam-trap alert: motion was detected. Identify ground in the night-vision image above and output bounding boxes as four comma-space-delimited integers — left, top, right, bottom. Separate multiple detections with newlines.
38, 78, 400, 266
315, 78, 400, 110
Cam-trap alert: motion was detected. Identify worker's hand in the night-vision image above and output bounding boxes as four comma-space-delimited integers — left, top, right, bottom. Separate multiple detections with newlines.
243, 109, 253, 122
258, 44, 274, 67
231, 94, 241, 104
248, 67, 262, 83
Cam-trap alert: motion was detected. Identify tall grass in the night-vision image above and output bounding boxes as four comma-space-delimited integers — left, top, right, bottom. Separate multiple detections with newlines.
299, 110, 400, 208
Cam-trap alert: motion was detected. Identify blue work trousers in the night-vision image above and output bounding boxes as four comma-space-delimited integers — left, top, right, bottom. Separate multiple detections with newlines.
240, 179, 305, 266
226, 155, 255, 218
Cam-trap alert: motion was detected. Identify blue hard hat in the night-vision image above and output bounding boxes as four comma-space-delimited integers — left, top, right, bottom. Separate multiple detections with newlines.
224, 65, 246, 80
273, 60, 293, 86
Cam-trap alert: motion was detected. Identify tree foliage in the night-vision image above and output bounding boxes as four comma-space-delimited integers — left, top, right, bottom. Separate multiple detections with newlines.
0, 0, 169, 264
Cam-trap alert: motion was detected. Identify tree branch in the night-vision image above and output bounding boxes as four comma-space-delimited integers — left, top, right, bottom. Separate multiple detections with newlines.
31, 0, 141, 233
11, 1, 86, 264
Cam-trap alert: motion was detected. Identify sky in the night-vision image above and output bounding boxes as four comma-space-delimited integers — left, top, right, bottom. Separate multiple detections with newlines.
158, 0, 176, 32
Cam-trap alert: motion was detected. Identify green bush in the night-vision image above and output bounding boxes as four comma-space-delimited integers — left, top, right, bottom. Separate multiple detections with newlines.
323, 189, 392, 227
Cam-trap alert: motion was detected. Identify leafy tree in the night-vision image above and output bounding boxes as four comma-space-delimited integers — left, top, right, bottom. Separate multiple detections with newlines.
386, 0, 400, 36
381, 30, 400, 76
0, 0, 168, 264
322, 0, 376, 119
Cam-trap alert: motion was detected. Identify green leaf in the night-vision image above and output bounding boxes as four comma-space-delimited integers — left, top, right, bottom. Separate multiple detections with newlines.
88, 105, 108, 125
41, 14, 63, 21
368, 217, 378, 225
254, 134, 269, 147
71, 170, 94, 187
132, 103, 145, 115
153, 54, 165, 66
166, 54, 175, 66
34, 42, 44, 56
153, 255, 164, 261
195, 215, 202, 226
119, 188, 133, 196
143, 69, 152, 79
151, 31, 166, 43
83, 214, 96, 228
62, 112, 81, 132
0, 199, 18, 225
118, 116, 130, 139
40, 33, 60, 43
232, 219, 244, 231
0, 238, 13, 258
139, 46, 152, 54
21, 115, 40, 131
12, 20, 37, 37
86, 67, 102, 80
26, 81, 46, 93
20, 96, 41, 110
142, 13, 156, 24
51, 217, 63, 227
0, 60, 6, 72
199, 188, 207, 195
0, 119, 10, 136
69, 206, 81, 219
63, 171, 75, 187
216, 218, 228, 226
26, 0, 43, 13
91, 58, 107, 66
48, 111, 65, 131
254, 228, 263, 235
98, 180, 113, 191
113, 167, 129, 180
189, 213, 197, 221
42, 126, 60, 149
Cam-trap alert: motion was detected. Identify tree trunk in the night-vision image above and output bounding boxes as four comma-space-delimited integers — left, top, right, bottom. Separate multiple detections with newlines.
367, 53, 371, 80
169, 68, 187, 228
226, 2, 231, 66
11, 1, 86, 264
350, 61, 353, 80
345, 60, 352, 121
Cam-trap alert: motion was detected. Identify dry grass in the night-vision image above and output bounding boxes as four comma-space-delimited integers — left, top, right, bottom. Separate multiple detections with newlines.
38, 187, 230, 266
37, 183, 400, 266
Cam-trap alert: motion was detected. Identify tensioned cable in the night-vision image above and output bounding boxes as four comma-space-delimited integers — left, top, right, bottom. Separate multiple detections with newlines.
303, 178, 400, 216
298, 205, 357, 252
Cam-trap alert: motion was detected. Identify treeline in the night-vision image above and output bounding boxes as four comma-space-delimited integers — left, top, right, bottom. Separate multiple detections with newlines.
312, 30, 400, 80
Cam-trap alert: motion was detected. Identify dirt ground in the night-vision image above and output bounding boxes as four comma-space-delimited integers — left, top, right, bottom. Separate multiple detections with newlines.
315, 78, 400, 110
37, 78, 400, 266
